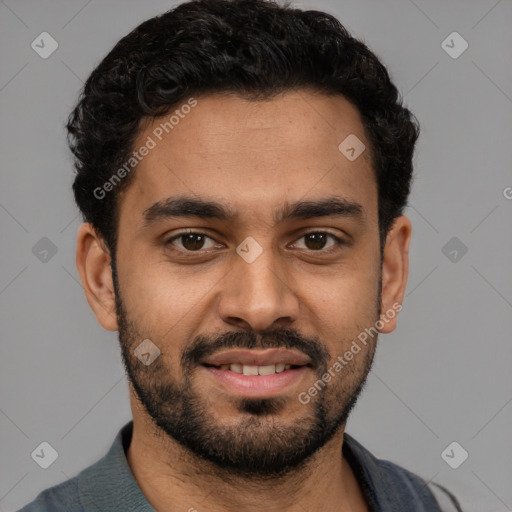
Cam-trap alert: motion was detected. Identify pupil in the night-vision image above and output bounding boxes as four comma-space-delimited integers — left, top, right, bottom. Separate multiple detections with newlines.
183, 234, 204, 251
305, 233, 326, 250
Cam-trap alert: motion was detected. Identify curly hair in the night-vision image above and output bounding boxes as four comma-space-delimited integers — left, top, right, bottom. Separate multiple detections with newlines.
67, 0, 420, 259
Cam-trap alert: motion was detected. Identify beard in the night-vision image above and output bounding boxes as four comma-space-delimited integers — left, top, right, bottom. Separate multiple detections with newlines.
112, 263, 380, 480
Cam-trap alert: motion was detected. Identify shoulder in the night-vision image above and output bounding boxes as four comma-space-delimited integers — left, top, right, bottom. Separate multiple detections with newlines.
16, 476, 84, 512
378, 459, 462, 512
17, 421, 146, 512
343, 433, 462, 511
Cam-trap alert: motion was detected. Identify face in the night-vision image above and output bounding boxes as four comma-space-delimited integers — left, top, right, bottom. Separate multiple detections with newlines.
87, 90, 402, 478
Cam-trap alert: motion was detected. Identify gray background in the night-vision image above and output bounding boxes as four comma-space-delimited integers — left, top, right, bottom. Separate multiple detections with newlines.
1, 0, 511, 510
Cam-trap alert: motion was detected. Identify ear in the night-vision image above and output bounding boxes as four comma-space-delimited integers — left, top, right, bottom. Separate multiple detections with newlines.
76, 223, 118, 331
378, 215, 412, 334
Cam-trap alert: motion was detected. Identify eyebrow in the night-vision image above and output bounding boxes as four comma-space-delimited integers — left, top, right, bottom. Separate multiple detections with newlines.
142, 195, 366, 228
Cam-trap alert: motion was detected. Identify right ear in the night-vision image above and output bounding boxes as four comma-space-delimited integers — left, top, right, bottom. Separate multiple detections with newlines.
75, 223, 118, 331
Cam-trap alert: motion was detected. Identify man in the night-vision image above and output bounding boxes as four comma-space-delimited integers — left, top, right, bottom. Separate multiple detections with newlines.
19, 0, 462, 510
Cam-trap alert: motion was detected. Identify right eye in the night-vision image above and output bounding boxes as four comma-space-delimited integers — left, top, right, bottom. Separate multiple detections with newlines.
165, 230, 220, 252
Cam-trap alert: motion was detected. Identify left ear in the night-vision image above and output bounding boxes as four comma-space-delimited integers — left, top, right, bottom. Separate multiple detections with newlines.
378, 215, 412, 334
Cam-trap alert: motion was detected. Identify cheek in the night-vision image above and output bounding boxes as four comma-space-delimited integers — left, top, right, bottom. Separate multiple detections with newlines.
303, 256, 380, 311
120, 256, 211, 317
116, 260, 222, 363
298, 262, 380, 351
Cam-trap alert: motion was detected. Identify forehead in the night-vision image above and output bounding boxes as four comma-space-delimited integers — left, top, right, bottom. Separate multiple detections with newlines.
118, 90, 377, 227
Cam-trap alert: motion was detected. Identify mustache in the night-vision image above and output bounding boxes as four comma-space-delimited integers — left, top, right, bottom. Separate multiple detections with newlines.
181, 328, 330, 370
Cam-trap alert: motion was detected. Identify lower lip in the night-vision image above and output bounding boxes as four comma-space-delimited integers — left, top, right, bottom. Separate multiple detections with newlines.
201, 365, 310, 397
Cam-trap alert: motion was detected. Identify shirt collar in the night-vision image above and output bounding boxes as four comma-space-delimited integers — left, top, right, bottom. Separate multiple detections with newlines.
75, 421, 433, 512
342, 432, 440, 512
77, 421, 155, 511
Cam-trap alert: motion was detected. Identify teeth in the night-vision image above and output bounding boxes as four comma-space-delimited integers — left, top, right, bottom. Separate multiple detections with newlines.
230, 363, 243, 373
258, 365, 276, 376
217, 363, 296, 374
243, 365, 259, 376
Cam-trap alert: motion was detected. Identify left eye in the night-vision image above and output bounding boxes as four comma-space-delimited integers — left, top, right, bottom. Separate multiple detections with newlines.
292, 232, 343, 251
165, 231, 343, 252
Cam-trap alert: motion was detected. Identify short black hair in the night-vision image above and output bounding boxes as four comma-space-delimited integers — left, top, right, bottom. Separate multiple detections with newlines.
67, 0, 420, 259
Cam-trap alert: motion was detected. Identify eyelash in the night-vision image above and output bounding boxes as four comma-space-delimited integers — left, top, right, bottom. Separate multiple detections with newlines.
164, 230, 346, 254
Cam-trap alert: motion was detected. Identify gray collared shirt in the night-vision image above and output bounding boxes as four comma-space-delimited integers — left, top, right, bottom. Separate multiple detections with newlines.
18, 421, 461, 511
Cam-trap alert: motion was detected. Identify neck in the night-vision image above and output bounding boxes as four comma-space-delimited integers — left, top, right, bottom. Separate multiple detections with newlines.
126, 413, 367, 512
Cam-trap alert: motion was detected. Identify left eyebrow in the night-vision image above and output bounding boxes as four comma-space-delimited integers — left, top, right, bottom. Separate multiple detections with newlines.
141, 194, 366, 229
276, 196, 366, 225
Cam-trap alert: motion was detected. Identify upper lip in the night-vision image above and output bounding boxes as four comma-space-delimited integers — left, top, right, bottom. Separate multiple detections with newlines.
201, 348, 312, 367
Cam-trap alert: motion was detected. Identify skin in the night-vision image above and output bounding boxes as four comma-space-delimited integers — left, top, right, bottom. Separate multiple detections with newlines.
76, 89, 411, 512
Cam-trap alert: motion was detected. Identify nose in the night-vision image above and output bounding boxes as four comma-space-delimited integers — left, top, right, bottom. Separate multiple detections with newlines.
217, 242, 300, 332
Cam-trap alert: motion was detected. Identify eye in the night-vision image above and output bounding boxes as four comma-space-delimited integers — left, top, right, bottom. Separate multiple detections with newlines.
292, 232, 345, 252
165, 230, 218, 252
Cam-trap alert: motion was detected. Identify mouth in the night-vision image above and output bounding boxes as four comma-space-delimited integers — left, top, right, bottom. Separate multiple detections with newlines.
200, 362, 312, 397
202, 362, 310, 375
